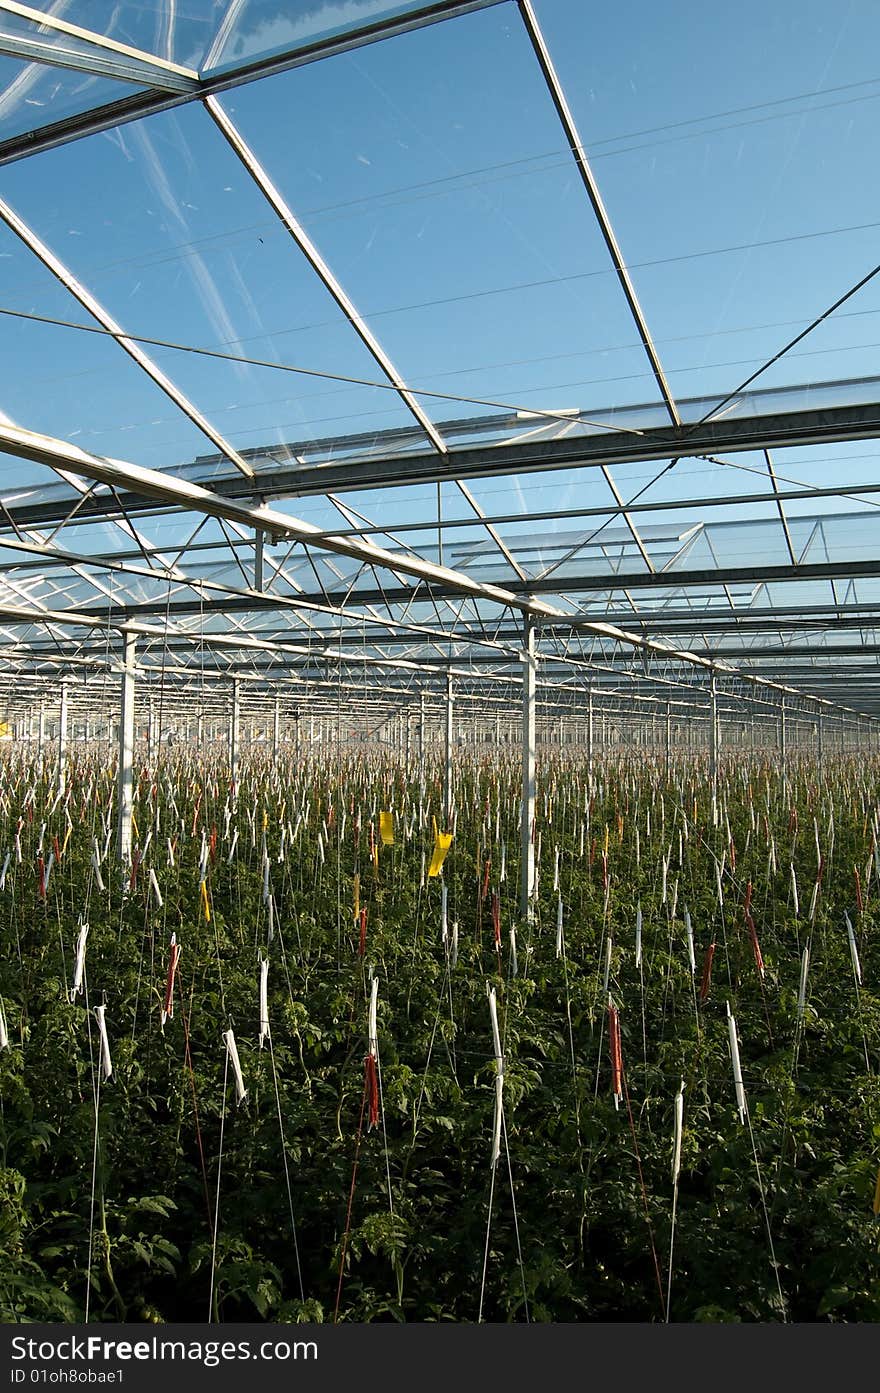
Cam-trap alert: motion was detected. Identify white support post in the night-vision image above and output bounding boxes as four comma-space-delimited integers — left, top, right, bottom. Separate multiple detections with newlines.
665, 699, 672, 779
117, 635, 136, 862
587, 684, 594, 790
709, 673, 719, 789
444, 673, 454, 828
817, 712, 823, 767
57, 679, 68, 795
229, 678, 240, 784
520, 619, 537, 927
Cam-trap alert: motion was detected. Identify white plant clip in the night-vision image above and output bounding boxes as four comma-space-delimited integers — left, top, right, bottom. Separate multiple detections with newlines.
148, 867, 163, 909
71, 923, 89, 1003
259, 958, 270, 1048
95, 1005, 112, 1081
488, 986, 504, 1167
222, 1029, 246, 1105
367, 974, 379, 1061
844, 910, 862, 986
726, 1002, 746, 1124
672, 1079, 684, 1184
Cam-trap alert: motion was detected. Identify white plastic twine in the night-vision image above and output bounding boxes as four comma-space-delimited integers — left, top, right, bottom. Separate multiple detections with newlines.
488, 986, 504, 1168
222, 1029, 247, 1105
796, 944, 810, 1024
0, 997, 9, 1049
95, 1005, 112, 1081
726, 1002, 746, 1124
70, 923, 89, 1004
259, 957, 270, 1048
844, 910, 862, 986
635, 902, 642, 968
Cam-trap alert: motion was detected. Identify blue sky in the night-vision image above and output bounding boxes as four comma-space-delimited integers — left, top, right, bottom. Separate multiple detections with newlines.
1, 0, 880, 557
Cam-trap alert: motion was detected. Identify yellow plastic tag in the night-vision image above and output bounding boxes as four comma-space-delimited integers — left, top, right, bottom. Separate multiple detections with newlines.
428, 831, 453, 878
379, 811, 394, 846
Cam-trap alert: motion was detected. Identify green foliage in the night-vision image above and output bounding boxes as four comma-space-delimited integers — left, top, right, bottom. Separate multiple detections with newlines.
1, 746, 879, 1322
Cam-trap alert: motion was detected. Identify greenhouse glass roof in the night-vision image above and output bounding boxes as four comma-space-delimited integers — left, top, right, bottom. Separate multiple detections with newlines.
1, 0, 880, 725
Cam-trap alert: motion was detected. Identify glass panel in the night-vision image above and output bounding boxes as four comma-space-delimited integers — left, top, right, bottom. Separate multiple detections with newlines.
0, 101, 424, 468
221, 3, 651, 450
202, 1, 452, 74
0, 53, 142, 143
66, 1, 218, 69
532, 0, 880, 413
0, 304, 213, 469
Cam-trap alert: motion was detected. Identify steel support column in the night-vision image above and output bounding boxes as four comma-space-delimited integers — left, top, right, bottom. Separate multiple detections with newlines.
665, 699, 672, 779
520, 619, 537, 926
117, 635, 136, 862
587, 685, 594, 790
57, 679, 68, 795
709, 673, 719, 791
444, 673, 454, 828
229, 678, 240, 784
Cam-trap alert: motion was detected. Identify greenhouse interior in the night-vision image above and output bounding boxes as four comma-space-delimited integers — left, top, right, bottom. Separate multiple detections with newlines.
1, 0, 880, 1326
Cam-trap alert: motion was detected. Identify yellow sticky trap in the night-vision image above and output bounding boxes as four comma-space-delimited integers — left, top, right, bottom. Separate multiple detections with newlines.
200, 879, 211, 923
353, 872, 360, 922
428, 831, 453, 878
380, 811, 394, 846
